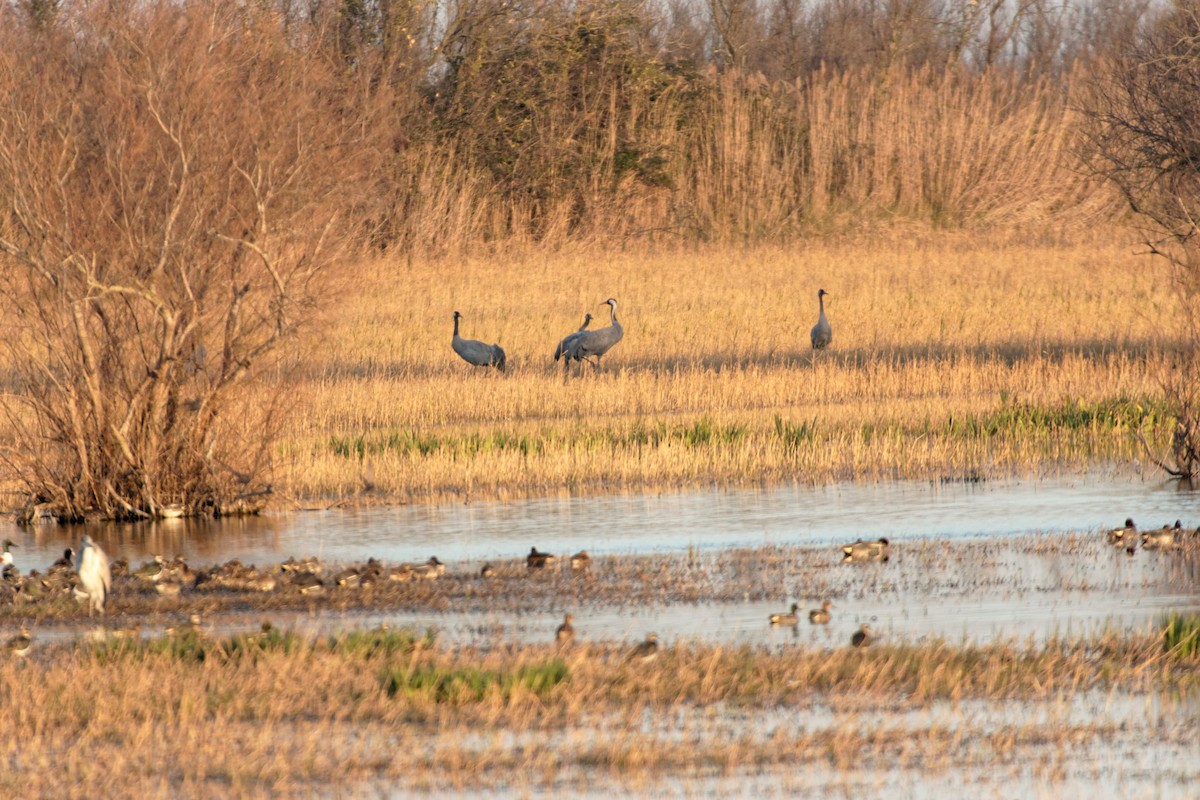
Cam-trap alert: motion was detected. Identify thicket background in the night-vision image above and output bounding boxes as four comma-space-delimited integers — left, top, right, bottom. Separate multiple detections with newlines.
3, 0, 1150, 256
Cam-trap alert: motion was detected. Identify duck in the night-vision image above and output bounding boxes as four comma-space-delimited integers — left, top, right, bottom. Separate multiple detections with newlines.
1107, 518, 1137, 546
290, 572, 324, 595
358, 558, 384, 586
50, 548, 74, 571
808, 600, 832, 625
411, 556, 445, 580
331, 566, 361, 588
154, 578, 183, 597
0, 552, 17, 585
245, 573, 277, 593
480, 563, 497, 579
166, 614, 206, 637
527, 547, 556, 570
769, 603, 800, 626
626, 633, 659, 663
850, 624, 873, 648
280, 556, 323, 576
556, 613, 576, 643
1, 541, 18, 584
1142, 521, 1181, 550
570, 551, 591, 572
6, 626, 31, 657
164, 555, 195, 585
842, 538, 890, 563
133, 555, 167, 582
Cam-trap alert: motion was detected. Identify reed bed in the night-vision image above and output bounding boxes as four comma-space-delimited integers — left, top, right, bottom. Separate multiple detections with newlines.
1, 626, 1194, 797
251, 236, 1177, 504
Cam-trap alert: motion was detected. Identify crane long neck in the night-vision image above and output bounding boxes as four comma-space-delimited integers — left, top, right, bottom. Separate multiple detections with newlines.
608, 303, 618, 325
453, 315, 459, 336
818, 294, 825, 313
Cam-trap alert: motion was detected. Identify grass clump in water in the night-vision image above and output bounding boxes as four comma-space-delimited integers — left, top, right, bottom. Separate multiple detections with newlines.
1161, 612, 1200, 658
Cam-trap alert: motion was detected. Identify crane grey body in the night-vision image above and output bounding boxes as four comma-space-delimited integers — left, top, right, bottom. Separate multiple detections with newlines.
811, 288, 831, 350
452, 311, 506, 371
563, 298, 623, 371
553, 313, 593, 362
77, 534, 112, 616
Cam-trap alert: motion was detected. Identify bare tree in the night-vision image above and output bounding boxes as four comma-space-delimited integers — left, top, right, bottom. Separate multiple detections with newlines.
1081, 3, 1200, 480
0, 1, 376, 519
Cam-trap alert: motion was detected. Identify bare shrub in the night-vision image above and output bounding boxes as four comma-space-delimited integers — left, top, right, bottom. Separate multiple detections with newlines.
0, 1, 377, 519
1081, 3, 1200, 479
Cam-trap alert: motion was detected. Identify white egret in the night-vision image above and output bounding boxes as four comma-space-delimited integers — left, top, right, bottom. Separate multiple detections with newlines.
77, 534, 112, 616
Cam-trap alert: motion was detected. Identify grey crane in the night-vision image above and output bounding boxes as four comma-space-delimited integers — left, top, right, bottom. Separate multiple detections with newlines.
452, 311, 506, 371
553, 313, 593, 362
811, 288, 832, 350
77, 534, 112, 616
563, 298, 623, 372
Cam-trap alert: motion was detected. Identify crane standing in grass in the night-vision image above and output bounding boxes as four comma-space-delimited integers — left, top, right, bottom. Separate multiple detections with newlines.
563, 298, 623, 375
77, 534, 112, 616
451, 311, 506, 372
811, 288, 831, 350
553, 312, 593, 363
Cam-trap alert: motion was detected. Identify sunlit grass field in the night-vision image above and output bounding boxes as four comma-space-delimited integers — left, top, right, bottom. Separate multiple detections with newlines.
262, 234, 1180, 504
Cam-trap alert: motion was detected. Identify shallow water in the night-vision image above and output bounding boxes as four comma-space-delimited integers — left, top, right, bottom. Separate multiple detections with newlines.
343, 692, 1200, 799
7, 470, 1200, 569
11, 470, 1200, 649
12, 472, 1198, 800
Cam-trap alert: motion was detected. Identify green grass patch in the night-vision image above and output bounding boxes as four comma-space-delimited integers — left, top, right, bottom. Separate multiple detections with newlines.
1161, 612, 1200, 658
330, 626, 433, 659
382, 659, 569, 702
89, 624, 305, 665
944, 396, 1167, 439
773, 414, 817, 454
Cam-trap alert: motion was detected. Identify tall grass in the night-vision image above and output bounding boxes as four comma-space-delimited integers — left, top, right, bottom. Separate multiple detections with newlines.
256, 238, 1179, 503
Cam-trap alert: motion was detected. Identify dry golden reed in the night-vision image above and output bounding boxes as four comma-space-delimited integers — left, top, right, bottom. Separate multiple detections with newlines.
0, 628, 1193, 797
256, 235, 1178, 505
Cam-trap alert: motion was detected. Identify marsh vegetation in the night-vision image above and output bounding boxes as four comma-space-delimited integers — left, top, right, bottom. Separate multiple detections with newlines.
1, 0, 1199, 795
3, 616, 1197, 796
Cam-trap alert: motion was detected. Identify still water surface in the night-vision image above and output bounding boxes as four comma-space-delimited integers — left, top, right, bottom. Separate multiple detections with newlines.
7, 470, 1199, 568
